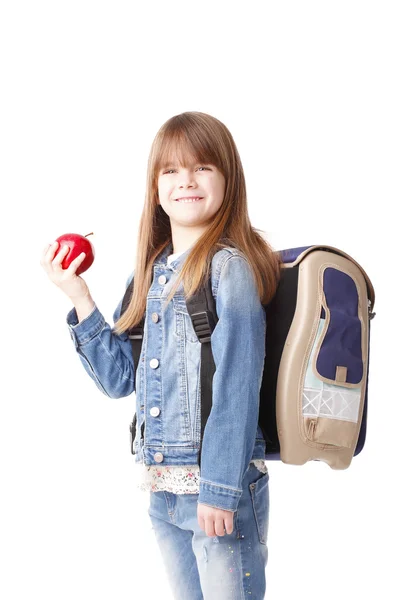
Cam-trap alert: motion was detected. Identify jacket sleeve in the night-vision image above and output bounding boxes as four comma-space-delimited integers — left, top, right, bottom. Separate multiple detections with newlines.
66, 271, 135, 399
198, 256, 266, 512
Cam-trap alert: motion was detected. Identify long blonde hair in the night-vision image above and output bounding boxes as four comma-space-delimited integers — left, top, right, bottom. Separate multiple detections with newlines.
113, 111, 283, 336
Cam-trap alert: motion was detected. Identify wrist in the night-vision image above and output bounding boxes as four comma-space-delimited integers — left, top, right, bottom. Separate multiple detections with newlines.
69, 290, 92, 303
71, 293, 95, 323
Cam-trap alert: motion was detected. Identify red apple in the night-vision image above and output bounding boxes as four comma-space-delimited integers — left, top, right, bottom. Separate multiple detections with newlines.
55, 232, 95, 276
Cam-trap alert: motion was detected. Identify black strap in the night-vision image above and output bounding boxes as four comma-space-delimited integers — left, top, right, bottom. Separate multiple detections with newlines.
186, 277, 218, 471
122, 278, 145, 455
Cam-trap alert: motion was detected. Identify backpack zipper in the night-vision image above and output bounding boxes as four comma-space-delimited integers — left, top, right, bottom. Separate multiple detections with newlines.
308, 419, 317, 440
368, 299, 376, 320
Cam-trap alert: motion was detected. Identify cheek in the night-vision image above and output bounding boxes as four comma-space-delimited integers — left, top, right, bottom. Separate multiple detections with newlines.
158, 177, 172, 191
157, 182, 167, 199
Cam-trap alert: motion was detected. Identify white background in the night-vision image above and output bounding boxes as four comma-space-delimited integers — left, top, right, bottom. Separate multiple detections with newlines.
1, 1, 399, 598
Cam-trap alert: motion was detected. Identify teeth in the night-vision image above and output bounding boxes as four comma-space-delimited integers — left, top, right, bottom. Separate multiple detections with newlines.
177, 198, 201, 203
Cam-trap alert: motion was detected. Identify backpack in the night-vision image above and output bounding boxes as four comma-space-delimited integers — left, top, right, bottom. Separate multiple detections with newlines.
124, 244, 376, 470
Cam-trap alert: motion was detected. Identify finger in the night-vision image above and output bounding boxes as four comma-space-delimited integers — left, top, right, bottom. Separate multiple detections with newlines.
66, 252, 86, 274
47, 240, 59, 255
52, 244, 70, 269
40, 242, 60, 270
205, 517, 216, 538
41, 241, 57, 264
224, 514, 234, 535
214, 517, 226, 537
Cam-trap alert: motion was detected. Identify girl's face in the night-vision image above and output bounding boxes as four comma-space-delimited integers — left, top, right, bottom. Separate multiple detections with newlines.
157, 159, 226, 233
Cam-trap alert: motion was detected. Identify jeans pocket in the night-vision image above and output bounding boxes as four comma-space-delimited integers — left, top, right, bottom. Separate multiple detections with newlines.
249, 471, 270, 545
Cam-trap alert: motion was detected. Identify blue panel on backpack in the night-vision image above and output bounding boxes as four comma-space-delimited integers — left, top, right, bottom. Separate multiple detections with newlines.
279, 246, 312, 263
316, 268, 363, 385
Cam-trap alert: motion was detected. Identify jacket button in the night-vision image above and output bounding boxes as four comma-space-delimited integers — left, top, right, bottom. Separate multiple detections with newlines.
154, 452, 164, 463
151, 312, 159, 323
158, 275, 167, 285
149, 358, 159, 369
150, 407, 160, 417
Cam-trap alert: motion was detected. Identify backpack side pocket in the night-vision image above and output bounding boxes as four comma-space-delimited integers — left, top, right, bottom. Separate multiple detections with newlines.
303, 266, 367, 449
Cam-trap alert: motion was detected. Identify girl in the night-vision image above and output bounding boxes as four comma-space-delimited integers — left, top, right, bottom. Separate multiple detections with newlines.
40, 111, 282, 599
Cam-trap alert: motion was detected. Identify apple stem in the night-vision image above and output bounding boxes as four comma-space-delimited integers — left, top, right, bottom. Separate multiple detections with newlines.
84, 232, 94, 238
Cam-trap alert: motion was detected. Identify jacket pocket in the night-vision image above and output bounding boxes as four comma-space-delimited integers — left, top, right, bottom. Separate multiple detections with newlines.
249, 470, 270, 545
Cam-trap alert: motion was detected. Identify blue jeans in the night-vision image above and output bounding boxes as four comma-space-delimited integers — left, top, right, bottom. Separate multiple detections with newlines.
147, 462, 270, 599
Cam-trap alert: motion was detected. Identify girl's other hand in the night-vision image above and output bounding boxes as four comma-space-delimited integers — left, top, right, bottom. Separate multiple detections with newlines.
40, 241, 90, 301
197, 503, 234, 537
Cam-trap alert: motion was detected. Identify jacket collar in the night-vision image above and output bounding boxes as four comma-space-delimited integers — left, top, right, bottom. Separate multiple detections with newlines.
154, 240, 195, 273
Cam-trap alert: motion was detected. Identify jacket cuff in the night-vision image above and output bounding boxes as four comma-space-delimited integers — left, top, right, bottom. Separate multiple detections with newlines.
198, 479, 242, 512
66, 304, 104, 348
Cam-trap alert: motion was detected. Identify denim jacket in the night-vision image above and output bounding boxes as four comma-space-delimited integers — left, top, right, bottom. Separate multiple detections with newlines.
66, 241, 267, 512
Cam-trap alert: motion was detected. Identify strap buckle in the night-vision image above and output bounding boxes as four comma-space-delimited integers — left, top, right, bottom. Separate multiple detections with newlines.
189, 310, 216, 343
128, 327, 143, 340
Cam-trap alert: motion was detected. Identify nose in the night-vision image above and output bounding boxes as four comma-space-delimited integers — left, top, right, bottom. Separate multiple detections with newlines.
178, 169, 197, 188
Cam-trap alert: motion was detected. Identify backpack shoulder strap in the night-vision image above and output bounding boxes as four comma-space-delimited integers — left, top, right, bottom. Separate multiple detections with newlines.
121, 276, 145, 454
186, 275, 218, 470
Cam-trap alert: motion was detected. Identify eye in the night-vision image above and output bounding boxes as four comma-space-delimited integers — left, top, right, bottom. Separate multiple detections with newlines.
162, 166, 211, 174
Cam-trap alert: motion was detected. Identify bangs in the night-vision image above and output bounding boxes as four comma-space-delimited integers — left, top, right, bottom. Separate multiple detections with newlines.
155, 129, 220, 174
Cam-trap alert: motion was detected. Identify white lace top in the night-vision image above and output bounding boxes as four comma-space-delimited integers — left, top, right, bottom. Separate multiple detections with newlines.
133, 460, 268, 493
133, 250, 268, 494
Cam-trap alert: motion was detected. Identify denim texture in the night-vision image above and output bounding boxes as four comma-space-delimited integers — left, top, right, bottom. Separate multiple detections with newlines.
66, 241, 267, 511
148, 462, 270, 599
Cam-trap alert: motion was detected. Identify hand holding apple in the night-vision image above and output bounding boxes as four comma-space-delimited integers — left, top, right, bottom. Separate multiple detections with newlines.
40, 232, 95, 301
